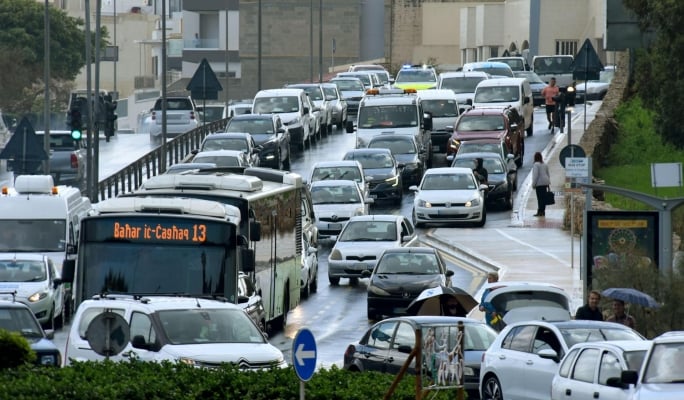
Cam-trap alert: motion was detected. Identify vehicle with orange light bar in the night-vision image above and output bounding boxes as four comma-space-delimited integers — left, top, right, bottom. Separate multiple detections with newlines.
346, 88, 434, 164
0, 175, 92, 326
393, 64, 438, 91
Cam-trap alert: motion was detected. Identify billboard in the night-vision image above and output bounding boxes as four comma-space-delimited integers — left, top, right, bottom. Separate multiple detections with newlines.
586, 211, 659, 287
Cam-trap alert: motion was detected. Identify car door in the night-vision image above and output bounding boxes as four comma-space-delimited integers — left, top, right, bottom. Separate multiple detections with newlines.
123, 311, 159, 363
558, 347, 601, 399
384, 321, 415, 375
595, 349, 632, 400
494, 325, 537, 400
247, 135, 260, 166
47, 258, 64, 317
524, 326, 565, 400
400, 217, 417, 245
359, 321, 398, 373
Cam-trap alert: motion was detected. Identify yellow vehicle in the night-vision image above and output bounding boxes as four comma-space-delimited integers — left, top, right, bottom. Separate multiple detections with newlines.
393, 64, 438, 91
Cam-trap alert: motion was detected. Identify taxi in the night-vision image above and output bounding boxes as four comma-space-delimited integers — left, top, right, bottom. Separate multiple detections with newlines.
393, 64, 438, 91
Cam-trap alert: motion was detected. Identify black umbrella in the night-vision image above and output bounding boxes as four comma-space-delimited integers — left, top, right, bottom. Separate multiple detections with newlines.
406, 285, 478, 316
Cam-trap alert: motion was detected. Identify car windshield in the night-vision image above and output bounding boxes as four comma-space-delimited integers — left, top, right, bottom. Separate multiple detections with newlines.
357, 105, 418, 128
339, 74, 371, 87
201, 138, 248, 152
193, 155, 242, 167
533, 57, 574, 75
421, 99, 459, 118
338, 221, 396, 242
159, 308, 265, 345
474, 86, 519, 103
311, 186, 360, 205
560, 327, 644, 348
322, 87, 338, 100
311, 166, 362, 183
375, 253, 439, 274
252, 96, 299, 114
333, 79, 365, 92
0, 260, 47, 282
346, 152, 394, 169
371, 71, 390, 85
472, 67, 513, 77
457, 142, 504, 156
396, 69, 437, 83
0, 307, 44, 338
226, 119, 274, 135
514, 72, 545, 84
420, 173, 476, 190
440, 77, 486, 93
457, 115, 505, 131
296, 87, 324, 101
369, 138, 416, 154
642, 342, 684, 384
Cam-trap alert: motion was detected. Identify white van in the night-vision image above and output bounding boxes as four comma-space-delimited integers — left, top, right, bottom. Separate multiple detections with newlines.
472, 77, 534, 136
462, 61, 514, 78
252, 88, 315, 151
0, 175, 92, 323
417, 89, 460, 153
437, 71, 490, 113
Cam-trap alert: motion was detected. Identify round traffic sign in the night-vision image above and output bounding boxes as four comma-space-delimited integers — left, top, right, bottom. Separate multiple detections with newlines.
559, 144, 586, 168
86, 311, 130, 357
292, 328, 317, 381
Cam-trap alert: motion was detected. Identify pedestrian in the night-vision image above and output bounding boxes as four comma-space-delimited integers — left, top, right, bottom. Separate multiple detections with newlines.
442, 296, 467, 317
531, 152, 551, 217
575, 290, 604, 321
193, 33, 200, 48
479, 272, 501, 329
541, 77, 560, 131
473, 157, 488, 185
606, 299, 636, 329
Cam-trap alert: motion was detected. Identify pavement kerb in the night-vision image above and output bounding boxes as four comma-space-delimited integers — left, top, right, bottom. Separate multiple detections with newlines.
420, 232, 503, 275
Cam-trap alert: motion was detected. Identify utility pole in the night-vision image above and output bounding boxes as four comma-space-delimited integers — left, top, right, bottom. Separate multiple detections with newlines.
94, 0, 101, 202
113, 0, 117, 94
257, 0, 262, 90
225, 6, 230, 111
43, 0, 50, 175
310, 0, 314, 83
160, 0, 167, 172
318, 0, 323, 83
85, 0, 94, 201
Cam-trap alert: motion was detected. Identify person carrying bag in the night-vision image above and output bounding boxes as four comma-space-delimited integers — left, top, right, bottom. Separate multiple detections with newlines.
531, 152, 551, 217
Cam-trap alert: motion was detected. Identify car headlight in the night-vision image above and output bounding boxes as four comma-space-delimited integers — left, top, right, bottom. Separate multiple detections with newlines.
329, 249, 342, 260
28, 291, 48, 302
417, 199, 432, 208
465, 197, 480, 207
449, 139, 461, 149
40, 354, 59, 366
463, 366, 475, 376
385, 175, 399, 187
368, 284, 391, 296
179, 357, 200, 367
354, 208, 365, 216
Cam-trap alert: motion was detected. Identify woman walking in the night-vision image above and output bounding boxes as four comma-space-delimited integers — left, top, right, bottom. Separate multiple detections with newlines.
532, 152, 551, 217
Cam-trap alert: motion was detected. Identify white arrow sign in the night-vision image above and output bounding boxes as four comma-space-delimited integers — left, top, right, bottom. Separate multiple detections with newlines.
295, 343, 316, 366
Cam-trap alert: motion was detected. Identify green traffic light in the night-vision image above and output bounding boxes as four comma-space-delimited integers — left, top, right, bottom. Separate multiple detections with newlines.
71, 129, 82, 140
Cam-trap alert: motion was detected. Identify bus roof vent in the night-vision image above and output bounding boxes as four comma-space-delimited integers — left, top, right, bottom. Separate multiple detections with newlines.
243, 167, 302, 187
14, 175, 55, 194
142, 174, 263, 192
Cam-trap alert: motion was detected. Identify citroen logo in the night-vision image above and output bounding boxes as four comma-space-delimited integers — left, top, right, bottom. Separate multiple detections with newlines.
331, 214, 339, 222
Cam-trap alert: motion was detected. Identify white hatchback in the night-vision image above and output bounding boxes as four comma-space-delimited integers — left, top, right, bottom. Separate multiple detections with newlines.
310, 179, 372, 241
65, 295, 286, 369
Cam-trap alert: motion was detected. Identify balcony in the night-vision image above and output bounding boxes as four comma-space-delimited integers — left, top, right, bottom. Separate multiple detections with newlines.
185, 37, 221, 49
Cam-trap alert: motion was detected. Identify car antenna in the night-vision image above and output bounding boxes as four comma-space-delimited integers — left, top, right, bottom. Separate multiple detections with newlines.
195, 297, 202, 308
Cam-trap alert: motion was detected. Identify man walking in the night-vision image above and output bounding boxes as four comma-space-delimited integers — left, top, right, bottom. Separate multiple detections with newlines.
541, 77, 560, 132
575, 290, 604, 321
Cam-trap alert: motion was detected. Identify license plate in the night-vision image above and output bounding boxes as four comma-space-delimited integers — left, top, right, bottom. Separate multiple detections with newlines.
354, 262, 368, 270
328, 223, 342, 230
432, 145, 440, 152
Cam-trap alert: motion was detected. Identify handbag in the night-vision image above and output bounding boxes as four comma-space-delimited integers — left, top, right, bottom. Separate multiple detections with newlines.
545, 190, 555, 205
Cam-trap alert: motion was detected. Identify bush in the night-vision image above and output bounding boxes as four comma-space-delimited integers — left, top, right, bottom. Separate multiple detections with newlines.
0, 329, 36, 369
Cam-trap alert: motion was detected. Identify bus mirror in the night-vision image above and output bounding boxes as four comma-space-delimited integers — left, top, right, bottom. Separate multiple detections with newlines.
237, 234, 249, 247
66, 244, 77, 255
241, 248, 255, 273
62, 259, 76, 283
250, 221, 262, 242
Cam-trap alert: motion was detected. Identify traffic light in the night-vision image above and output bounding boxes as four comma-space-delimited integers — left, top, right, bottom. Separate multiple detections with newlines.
68, 106, 83, 141
104, 94, 117, 140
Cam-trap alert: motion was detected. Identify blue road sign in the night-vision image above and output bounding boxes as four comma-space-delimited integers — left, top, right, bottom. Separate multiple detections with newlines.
292, 328, 317, 381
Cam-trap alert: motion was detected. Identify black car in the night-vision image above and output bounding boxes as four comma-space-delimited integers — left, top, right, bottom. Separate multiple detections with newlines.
362, 247, 454, 320
367, 134, 427, 187
0, 295, 61, 367
342, 148, 403, 205
343, 315, 497, 399
451, 151, 517, 210
224, 114, 291, 170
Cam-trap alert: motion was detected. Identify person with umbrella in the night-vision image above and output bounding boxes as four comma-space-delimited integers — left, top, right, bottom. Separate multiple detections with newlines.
606, 299, 636, 329
442, 296, 467, 317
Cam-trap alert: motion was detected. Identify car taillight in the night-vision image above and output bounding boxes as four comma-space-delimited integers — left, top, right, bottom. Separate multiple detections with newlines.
190, 111, 195, 120
344, 345, 356, 360
70, 153, 78, 169
151, 111, 156, 120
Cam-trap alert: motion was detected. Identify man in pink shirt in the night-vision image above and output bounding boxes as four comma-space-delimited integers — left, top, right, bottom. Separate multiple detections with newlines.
541, 77, 560, 131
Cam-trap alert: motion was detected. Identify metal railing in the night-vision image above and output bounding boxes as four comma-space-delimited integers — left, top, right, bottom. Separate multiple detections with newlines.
96, 118, 229, 201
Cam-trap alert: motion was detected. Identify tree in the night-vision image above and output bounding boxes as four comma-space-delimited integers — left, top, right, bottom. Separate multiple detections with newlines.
0, 0, 87, 115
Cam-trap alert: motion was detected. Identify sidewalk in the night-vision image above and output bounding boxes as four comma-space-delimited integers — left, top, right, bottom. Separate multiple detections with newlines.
424, 101, 603, 318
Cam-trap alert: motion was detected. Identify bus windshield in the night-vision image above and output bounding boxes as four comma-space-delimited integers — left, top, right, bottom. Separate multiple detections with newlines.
77, 215, 237, 303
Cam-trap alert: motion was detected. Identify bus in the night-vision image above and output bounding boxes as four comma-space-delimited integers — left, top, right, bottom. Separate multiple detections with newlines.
125, 167, 308, 333
61, 197, 251, 312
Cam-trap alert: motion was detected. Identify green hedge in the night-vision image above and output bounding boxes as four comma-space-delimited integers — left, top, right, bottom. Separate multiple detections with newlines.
0, 361, 460, 400
0, 329, 36, 369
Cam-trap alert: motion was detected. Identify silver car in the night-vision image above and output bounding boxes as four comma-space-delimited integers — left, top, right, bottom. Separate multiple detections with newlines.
321, 83, 348, 129
310, 180, 372, 241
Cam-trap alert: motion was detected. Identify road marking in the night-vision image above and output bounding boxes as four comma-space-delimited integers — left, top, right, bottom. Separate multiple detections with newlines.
495, 228, 571, 267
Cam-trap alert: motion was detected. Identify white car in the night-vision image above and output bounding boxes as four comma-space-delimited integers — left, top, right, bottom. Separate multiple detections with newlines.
0, 253, 65, 327
307, 160, 369, 199
310, 179, 372, 241
551, 340, 651, 400
192, 149, 251, 168
410, 167, 487, 228
327, 215, 418, 286
65, 295, 287, 369
479, 320, 645, 400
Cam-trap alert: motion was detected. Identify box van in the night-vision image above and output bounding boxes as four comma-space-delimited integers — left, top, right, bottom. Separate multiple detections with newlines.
472, 77, 534, 136
417, 89, 460, 153
462, 62, 514, 78
437, 71, 490, 113
252, 88, 315, 151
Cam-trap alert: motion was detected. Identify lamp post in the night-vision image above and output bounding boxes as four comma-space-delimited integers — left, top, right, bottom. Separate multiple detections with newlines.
43, 0, 50, 175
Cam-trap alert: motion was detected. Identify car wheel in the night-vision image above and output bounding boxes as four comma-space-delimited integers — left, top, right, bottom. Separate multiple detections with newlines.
349, 277, 359, 286
300, 277, 310, 299
283, 145, 292, 170
526, 116, 534, 136
280, 285, 290, 331
329, 276, 340, 286
475, 208, 487, 227
412, 209, 423, 228
504, 190, 513, 210
482, 375, 503, 400
276, 150, 284, 171
310, 271, 318, 293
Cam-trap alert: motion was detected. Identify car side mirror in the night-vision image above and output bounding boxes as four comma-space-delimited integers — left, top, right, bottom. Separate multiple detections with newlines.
397, 345, 412, 354
191, 149, 199, 155
510, 123, 518, 130
537, 348, 560, 363
238, 295, 249, 304
307, 246, 318, 255
621, 370, 638, 385
523, 96, 530, 104
365, 197, 375, 204
445, 270, 455, 277
606, 377, 628, 389
131, 335, 151, 350
53, 278, 62, 289
303, 107, 310, 114
44, 329, 55, 339
466, 99, 473, 106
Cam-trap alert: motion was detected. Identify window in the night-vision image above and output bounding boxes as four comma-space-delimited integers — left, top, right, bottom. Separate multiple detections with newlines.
392, 322, 415, 350
558, 348, 579, 378
505, 325, 535, 352
598, 351, 622, 385
555, 40, 578, 56
367, 322, 396, 350
130, 312, 157, 348
533, 328, 562, 356
571, 348, 599, 383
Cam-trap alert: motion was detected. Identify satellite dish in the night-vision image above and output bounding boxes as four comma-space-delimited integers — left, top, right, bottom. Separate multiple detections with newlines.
86, 311, 130, 357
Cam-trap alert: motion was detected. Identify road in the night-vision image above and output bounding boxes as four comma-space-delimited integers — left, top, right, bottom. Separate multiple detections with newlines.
44, 107, 556, 368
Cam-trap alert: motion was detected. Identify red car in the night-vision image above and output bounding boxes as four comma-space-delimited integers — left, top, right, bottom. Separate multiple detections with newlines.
446, 107, 525, 167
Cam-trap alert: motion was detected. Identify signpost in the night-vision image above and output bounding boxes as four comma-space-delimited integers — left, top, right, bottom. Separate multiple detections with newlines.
292, 328, 317, 399
562, 154, 591, 270
86, 311, 130, 357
